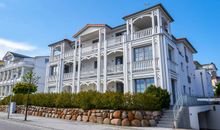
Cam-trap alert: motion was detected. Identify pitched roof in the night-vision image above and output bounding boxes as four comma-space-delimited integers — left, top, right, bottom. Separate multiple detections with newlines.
176, 38, 197, 54
48, 39, 73, 47
73, 24, 112, 38
123, 4, 174, 22
7, 52, 31, 58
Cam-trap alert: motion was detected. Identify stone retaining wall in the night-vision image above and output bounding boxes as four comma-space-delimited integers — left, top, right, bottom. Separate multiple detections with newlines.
0, 105, 162, 127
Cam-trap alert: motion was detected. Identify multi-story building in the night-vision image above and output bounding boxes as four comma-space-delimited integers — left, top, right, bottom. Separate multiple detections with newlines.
0, 52, 49, 99
45, 4, 213, 105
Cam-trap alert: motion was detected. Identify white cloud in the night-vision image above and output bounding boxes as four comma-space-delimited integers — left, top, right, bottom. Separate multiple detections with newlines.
0, 38, 37, 58
0, 3, 6, 8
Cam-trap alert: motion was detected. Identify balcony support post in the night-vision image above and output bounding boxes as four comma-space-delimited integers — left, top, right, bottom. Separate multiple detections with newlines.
151, 11, 155, 34
103, 28, 107, 93
97, 29, 101, 92
123, 35, 128, 93
44, 64, 50, 93
152, 37, 157, 86
77, 37, 82, 93
72, 42, 77, 93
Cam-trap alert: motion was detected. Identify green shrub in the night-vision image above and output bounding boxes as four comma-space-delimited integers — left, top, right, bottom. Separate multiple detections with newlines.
101, 91, 124, 110
0, 87, 170, 110
145, 85, 170, 108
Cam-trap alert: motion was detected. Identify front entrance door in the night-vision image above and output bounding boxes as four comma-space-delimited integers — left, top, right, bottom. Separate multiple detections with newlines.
116, 82, 124, 93
171, 79, 176, 104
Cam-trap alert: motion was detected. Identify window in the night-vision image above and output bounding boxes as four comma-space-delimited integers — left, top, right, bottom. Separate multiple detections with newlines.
92, 39, 99, 43
134, 46, 152, 62
115, 31, 126, 37
189, 87, 191, 96
115, 56, 123, 65
135, 78, 154, 93
181, 62, 184, 71
184, 47, 189, 63
183, 86, 186, 95
50, 65, 57, 76
94, 61, 97, 69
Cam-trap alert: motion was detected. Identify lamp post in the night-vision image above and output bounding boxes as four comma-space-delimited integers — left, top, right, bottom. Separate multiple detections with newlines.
7, 76, 15, 119
24, 76, 31, 121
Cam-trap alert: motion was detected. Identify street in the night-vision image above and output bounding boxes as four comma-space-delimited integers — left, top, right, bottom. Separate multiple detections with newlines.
0, 118, 50, 130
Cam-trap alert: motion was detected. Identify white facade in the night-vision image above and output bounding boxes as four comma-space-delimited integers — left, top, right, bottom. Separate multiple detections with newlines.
0, 52, 49, 99
45, 4, 214, 105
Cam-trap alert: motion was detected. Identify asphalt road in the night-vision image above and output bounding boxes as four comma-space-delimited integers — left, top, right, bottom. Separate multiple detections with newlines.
0, 118, 51, 130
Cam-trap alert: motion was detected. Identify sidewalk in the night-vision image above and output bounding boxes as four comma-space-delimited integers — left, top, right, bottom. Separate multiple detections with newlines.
0, 112, 189, 130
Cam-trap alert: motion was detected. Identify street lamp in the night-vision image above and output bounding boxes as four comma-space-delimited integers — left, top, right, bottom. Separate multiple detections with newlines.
7, 76, 15, 119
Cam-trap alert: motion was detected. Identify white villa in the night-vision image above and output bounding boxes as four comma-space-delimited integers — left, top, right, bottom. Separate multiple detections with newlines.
45, 4, 214, 105
0, 52, 49, 99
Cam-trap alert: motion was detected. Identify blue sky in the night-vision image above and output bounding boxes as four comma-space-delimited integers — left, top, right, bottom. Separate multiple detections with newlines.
0, 0, 219, 74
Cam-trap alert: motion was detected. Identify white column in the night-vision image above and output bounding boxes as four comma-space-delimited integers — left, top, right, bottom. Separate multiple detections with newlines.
21, 67, 25, 78
72, 43, 77, 93
44, 64, 49, 93
103, 29, 107, 93
152, 38, 158, 86
97, 29, 101, 92
163, 37, 170, 92
129, 19, 134, 93
156, 9, 162, 33
151, 11, 155, 34
77, 38, 82, 93
123, 35, 128, 93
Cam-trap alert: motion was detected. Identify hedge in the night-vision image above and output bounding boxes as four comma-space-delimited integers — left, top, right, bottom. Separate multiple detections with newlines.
0, 87, 170, 111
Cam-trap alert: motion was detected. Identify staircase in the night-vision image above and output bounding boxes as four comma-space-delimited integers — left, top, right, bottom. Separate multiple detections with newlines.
157, 109, 174, 128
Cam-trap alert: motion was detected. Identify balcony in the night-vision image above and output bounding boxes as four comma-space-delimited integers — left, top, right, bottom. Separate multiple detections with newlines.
64, 51, 74, 58
107, 35, 123, 48
107, 64, 123, 74
48, 75, 57, 82
81, 69, 97, 77
81, 44, 98, 55
133, 28, 152, 40
49, 55, 60, 62
133, 60, 153, 71
63, 73, 73, 80
0, 61, 34, 71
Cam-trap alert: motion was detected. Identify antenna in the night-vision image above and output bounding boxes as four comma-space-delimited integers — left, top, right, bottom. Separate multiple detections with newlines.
144, 0, 152, 8
144, 2, 148, 8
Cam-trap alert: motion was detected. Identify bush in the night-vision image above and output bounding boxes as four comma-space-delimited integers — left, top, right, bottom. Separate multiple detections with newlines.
215, 83, 220, 97
13, 82, 37, 94
145, 85, 170, 108
0, 88, 170, 110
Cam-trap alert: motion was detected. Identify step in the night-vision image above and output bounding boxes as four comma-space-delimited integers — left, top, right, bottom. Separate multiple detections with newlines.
160, 118, 174, 122
158, 120, 173, 124
157, 124, 174, 128
162, 115, 174, 118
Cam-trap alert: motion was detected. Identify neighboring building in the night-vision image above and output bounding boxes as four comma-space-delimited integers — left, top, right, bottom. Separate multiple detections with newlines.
45, 4, 214, 105
194, 61, 219, 88
0, 52, 49, 99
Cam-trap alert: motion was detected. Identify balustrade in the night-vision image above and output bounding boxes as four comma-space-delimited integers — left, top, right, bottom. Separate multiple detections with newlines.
133, 28, 152, 40
63, 73, 73, 80
133, 60, 153, 71
107, 64, 123, 74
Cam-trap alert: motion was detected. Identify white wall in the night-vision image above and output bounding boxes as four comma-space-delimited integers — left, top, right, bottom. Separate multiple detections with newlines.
194, 69, 214, 97
32, 56, 49, 93
189, 105, 220, 130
